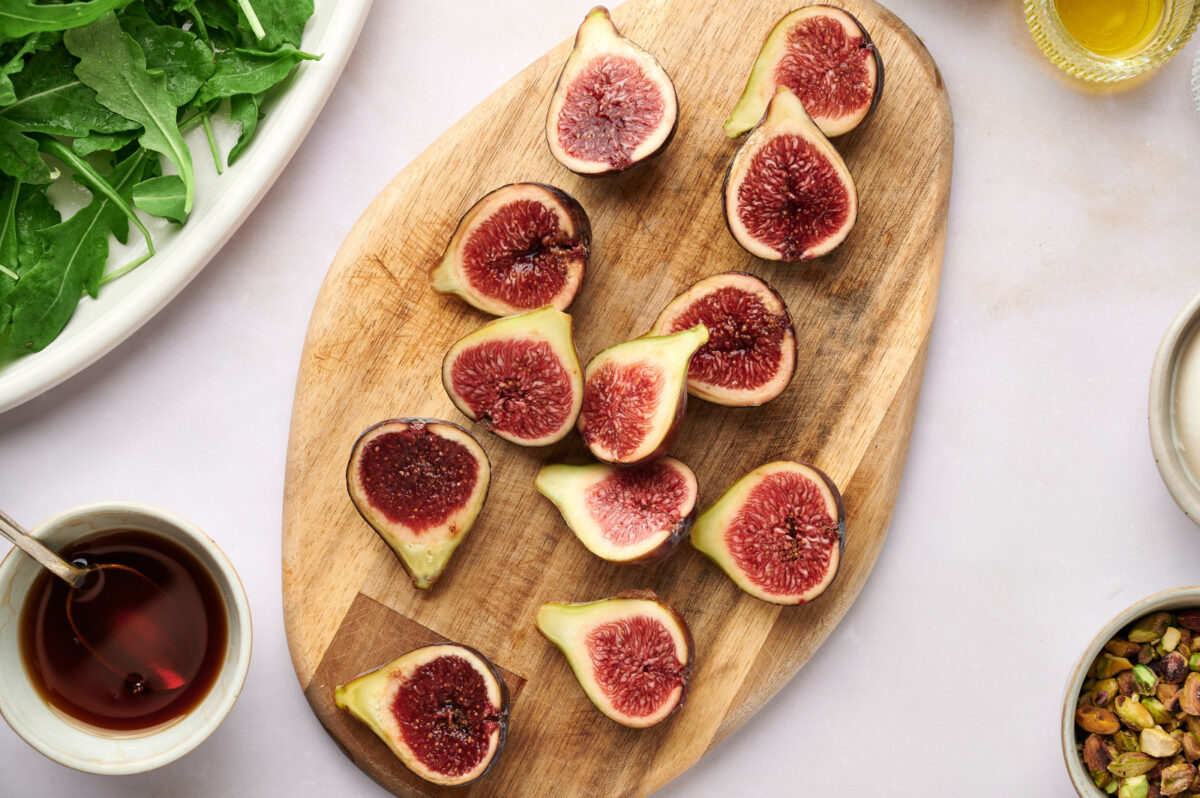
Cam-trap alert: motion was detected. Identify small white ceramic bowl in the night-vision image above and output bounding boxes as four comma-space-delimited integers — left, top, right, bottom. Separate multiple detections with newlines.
1062, 586, 1200, 796
0, 502, 252, 774
1150, 288, 1200, 524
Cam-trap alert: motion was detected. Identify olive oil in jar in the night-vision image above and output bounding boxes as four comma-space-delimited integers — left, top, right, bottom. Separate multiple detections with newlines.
1053, 0, 1166, 56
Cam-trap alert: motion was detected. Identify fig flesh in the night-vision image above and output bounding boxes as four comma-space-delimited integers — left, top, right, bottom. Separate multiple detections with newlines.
546, 6, 679, 175
347, 419, 490, 589
431, 183, 591, 316
536, 591, 692, 728
724, 86, 858, 262
334, 643, 510, 787
536, 456, 698, 565
724, 5, 883, 139
649, 272, 797, 407
692, 460, 845, 604
442, 306, 584, 447
577, 324, 708, 465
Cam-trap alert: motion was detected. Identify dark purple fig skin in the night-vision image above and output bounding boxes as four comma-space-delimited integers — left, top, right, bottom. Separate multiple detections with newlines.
624, 504, 696, 566
339, 641, 511, 788
810, 5, 885, 133
838, 5, 885, 131
436, 183, 592, 315
610, 589, 695, 715
345, 418, 492, 589
532, 182, 593, 247
729, 5, 884, 140
721, 100, 855, 263
651, 270, 799, 406
546, 8, 680, 177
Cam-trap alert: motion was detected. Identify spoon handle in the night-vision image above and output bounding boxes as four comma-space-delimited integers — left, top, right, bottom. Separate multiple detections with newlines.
0, 510, 86, 589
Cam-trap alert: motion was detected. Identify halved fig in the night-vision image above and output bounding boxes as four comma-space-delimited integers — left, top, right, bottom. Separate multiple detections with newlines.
347, 419, 490, 589
546, 6, 679, 175
724, 5, 883, 139
536, 590, 692, 727
724, 86, 858, 262
442, 306, 584, 446
431, 183, 591, 316
334, 643, 510, 787
535, 457, 698, 565
648, 272, 797, 406
692, 460, 845, 605
577, 324, 708, 465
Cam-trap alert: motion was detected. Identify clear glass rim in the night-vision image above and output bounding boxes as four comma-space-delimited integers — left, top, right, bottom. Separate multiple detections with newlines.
1025, 0, 1200, 82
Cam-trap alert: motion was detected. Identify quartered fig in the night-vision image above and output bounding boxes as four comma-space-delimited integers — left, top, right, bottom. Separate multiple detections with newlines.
442, 306, 584, 447
431, 183, 591, 316
347, 419, 490, 589
546, 6, 679, 175
724, 5, 883, 139
649, 272, 797, 407
692, 460, 845, 604
577, 324, 708, 465
334, 643, 509, 787
536, 591, 692, 728
536, 456, 698, 565
724, 86, 858, 262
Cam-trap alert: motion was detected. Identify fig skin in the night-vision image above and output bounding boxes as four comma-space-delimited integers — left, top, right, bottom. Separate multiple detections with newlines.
535, 456, 699, 565
346, 418, 491, 590
648, 271, 798, 406
334, 643, 510, 787
692, 460, 846, 605
431, 183, 591, 316
536, 591, 693, 728
441, 306, 584, 447
577, 324, 708, 466
724, 5, 884, 139
723, 86, 858, 262
546, 6, 679, 176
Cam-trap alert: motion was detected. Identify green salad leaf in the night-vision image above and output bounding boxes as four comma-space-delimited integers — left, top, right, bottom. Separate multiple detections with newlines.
0, 0, 133, 40
2, 45, 138, 136
7, 149, 147, 350
198, 45, 319, 104
64, 12, 194, 213
133, 174, 186, 222
0, 0, 317, 355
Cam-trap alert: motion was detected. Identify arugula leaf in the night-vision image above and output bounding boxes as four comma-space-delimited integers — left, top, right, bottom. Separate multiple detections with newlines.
0, 0, 134, 39
38, 135, 153, 257
14, 180, 59, 270
197, 44, 319, 105
0, 179, 51, 325
120, 4, 214, 107
6, 149, 146, 350
227, 90, 262, 164
188, 0, 239, 37
1, 44, 138, 136
64, 11, 194, 212
71, 129, 137, 157
132, 174, 185, 222
0, 116, 49, 183
234, 0, 312, 50
0, 177, 19, 322
0, 34, 43, 107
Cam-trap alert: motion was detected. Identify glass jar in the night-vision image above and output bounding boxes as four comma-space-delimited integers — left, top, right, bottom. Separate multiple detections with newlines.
1025, 0, 1200, 82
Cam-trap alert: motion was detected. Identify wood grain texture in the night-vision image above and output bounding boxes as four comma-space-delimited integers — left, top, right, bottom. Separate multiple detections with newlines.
282, 0, 952, 795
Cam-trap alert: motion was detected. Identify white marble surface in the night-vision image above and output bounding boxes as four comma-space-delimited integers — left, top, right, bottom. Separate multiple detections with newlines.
3, 1, 1200, 795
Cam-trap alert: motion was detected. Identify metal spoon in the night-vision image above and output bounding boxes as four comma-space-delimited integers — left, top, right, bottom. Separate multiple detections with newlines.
0, 509, 189, 691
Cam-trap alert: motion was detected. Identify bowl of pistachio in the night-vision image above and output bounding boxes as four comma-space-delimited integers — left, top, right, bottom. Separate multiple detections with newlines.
1064, 588, 1200, 797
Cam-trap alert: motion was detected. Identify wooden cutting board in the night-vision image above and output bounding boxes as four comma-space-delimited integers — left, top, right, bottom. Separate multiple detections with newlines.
283, 0, 952, 794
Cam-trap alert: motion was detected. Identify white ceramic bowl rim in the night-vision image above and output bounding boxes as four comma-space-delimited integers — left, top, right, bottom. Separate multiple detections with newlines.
1149, 287, 1200, 525
0, 501, 252, 775
1061, 586, 1200, 797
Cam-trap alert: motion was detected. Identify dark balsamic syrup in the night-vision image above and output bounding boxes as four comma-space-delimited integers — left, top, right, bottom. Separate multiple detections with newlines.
19, 529, 227, 731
